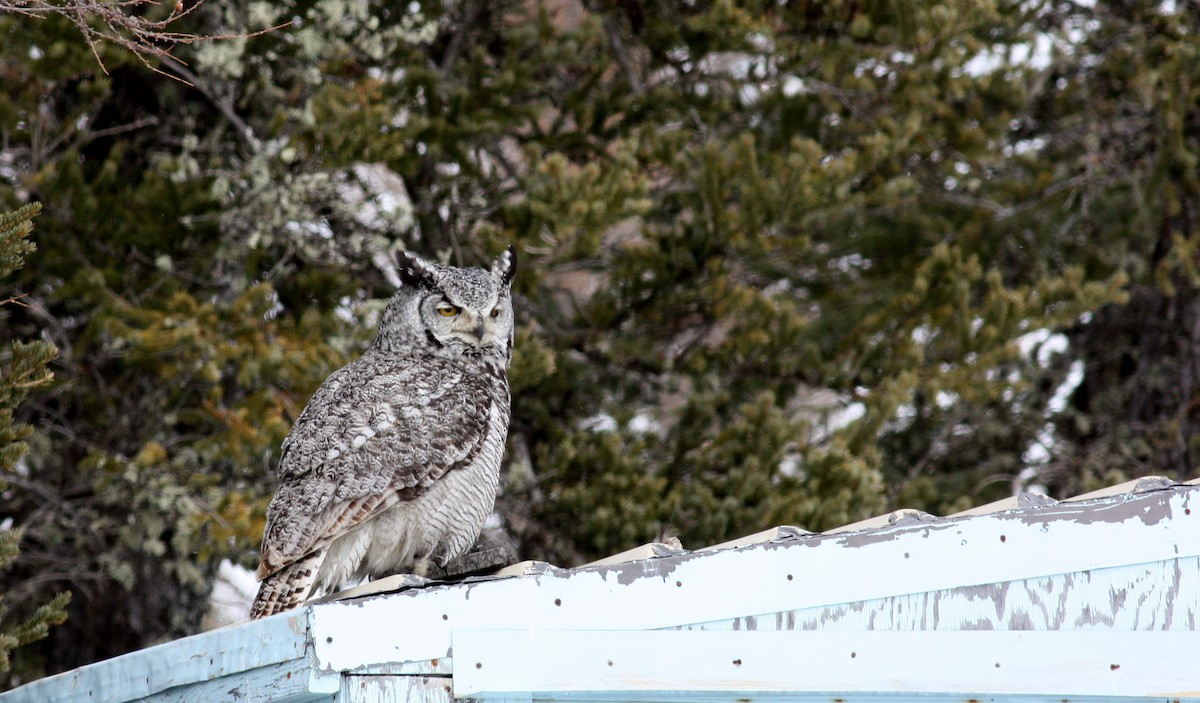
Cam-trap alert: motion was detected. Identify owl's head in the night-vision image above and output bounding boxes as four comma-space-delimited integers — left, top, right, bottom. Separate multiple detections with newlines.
377, 246, 518, 361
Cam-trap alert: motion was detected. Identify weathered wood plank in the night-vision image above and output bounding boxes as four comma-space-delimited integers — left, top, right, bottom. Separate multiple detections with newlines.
451, 629, 1200, 699
312, 486, 1200, 672
682, 556, 1200, 632
0, 611, 312, 703
140, 660, 338, 703
6, 486, 1196, 703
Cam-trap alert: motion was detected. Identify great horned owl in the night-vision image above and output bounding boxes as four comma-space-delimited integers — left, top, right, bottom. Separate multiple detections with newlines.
250, 247, 517, 619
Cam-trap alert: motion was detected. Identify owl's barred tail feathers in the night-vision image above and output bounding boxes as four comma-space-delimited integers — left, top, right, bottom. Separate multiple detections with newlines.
250, 551, 325, 619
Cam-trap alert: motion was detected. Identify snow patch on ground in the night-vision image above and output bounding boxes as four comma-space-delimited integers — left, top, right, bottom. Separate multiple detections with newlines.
204, 559, 258, 629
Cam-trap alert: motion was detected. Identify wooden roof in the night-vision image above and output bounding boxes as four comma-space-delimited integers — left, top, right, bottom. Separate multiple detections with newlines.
4, 477, 1199, 703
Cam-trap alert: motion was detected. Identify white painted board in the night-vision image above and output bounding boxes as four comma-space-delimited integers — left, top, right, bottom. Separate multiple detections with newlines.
680, 556, 1200, 632
452, 629, 1200, 699
312, 486, 1200, 673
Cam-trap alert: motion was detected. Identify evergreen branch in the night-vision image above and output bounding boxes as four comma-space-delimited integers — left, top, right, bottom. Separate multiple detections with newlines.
0, 200, 70, 679
4, 591, 69, 649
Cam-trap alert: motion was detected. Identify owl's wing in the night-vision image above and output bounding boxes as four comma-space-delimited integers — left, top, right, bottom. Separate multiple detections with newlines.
256, 355, 495, 579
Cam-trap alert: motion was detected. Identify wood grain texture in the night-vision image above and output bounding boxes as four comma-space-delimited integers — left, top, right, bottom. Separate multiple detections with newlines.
681, 556, 1200, 632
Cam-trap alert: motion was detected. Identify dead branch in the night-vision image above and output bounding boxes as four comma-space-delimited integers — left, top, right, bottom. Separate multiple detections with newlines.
0, 1, 285, 81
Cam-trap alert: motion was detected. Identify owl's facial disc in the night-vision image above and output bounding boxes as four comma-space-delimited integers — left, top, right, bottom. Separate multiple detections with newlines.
440, 297, 507, 349
422, 281, 512, 353
459, 311, 489, 346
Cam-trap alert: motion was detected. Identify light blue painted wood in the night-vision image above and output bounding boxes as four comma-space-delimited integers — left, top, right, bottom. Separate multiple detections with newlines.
0, 610, 313, 703
140, 660, 337, 703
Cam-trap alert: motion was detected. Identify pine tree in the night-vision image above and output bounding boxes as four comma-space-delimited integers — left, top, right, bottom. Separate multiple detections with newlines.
1002, 3, 1200, 495
0, 0, 1194, 683
0, 203, 69, 686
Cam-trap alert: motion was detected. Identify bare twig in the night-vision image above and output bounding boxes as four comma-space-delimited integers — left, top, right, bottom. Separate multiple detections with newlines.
4, 0, 210, 72
603, 15, 645, 96
1, 1, 287, 83
1, 473, 70, 514
76, 115, 160, 143
157, 54, 261, 150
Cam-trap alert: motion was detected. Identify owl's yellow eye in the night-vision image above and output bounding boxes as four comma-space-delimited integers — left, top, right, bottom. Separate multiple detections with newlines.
437, 303, 461, 317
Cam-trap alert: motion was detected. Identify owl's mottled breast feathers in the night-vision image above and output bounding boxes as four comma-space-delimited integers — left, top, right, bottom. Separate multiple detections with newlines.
257, 353, 504, 579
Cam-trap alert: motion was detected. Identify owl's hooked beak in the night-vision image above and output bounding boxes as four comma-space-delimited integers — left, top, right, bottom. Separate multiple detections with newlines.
452, 312, 490, 350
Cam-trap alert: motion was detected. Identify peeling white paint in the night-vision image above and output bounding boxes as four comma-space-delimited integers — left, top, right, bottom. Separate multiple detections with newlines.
310, 485, 1200, 673
341, 674, 451, 703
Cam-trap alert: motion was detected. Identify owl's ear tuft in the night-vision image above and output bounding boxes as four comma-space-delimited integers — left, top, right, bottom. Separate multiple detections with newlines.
492, 245, 518, 287
396, 251, 438, 290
